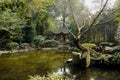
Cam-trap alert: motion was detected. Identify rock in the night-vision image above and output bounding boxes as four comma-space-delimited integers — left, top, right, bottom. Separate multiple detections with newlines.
104, 46, 120, 54
66, 58, 73, 64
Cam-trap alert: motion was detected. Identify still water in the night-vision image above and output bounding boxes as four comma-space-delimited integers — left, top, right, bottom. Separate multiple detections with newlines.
55, 66, 120, 80
0, 50, 120, 80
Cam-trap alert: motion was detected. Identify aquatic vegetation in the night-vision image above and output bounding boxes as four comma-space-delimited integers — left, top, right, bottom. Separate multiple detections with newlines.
28, 74, 64, 80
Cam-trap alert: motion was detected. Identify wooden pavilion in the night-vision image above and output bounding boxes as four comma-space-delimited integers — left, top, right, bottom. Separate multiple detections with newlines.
50, 26, 69, 44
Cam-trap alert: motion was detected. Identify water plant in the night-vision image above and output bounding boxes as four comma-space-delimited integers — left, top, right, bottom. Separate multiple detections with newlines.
28, 74, 64, 80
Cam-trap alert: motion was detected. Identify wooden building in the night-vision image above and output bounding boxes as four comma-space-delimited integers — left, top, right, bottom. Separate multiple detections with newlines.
50, 27, 69, 44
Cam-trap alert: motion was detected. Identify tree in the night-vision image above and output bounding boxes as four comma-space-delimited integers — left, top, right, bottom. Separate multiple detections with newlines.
0, 0, 55, 44
86, 9, 118, 42
114, 0, 120, 23
0, 9, 26, 46
54, 0, 109, 49
54, 0, 110, 67
22, 26, 35, 44
98, 10, 117, 42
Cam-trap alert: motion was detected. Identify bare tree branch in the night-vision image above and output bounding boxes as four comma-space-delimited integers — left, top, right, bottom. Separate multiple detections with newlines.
79, 22, 86, 33
68, 0, 80, 33
63, 22, 77, 39
81, 0, 109, 36
97, 8, 120, 25
84, 7, 94, 20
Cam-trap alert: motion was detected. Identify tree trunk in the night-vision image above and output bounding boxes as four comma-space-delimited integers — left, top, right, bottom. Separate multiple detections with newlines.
74, 38, 87, 52
73, 38, 91, 68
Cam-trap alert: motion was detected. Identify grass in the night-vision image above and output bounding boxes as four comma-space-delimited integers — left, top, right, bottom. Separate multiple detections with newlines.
0, 50, 71, 80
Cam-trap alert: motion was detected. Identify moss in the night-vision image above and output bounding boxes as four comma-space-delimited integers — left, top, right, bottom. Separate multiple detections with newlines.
81, 43, 96, 48
100, 42, 112, 46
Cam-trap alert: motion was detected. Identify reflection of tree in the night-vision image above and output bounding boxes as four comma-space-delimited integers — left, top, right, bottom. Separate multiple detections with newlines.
63, 64, 120, 80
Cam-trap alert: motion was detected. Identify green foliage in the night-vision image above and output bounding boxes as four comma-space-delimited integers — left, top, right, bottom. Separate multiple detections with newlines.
6, 41, 19, 50
33, 35, 45, 47
0, 9, 26, 34
28, 74, 64, 80
23, 26, 35, 44
98, 53, 120, 65
0, 0, 55, 39
99, 57, 110, 65
111, 52, 120, 64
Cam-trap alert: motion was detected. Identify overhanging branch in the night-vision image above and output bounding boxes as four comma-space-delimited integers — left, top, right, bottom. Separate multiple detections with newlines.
81, 0, 109, 36
63, 22, 76, 39
69, 0, 80, 33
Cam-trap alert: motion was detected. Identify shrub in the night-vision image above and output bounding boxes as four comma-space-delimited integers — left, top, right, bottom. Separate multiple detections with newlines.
43, 39, 59, 47
6, 42, 19, 50
98, 53, 120, 65
23, 26, 35, 44
111, 52, 120, 64
33, 35, 45, 47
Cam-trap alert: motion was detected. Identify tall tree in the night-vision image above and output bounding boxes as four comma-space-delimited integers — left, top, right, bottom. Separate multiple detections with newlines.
54, 0, 110, 67
0, 9, 26, 46
0, 0, 55, 43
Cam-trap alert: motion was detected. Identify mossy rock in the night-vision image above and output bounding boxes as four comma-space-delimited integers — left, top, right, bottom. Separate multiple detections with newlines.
72, 52, 82, 56
100, 42, 112, 46
81, 43, 96, 48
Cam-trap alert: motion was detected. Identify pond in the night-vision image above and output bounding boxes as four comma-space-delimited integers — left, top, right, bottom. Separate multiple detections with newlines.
57, 65, 120, 80
0, 50, 120, 80
0, 50, 70, 80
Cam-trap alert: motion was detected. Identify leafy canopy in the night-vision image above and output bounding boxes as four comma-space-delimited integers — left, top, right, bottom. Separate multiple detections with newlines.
0, 9, 27, 34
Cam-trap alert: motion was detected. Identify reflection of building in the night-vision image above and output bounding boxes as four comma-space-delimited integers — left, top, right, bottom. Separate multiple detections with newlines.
51, 26, 69, 44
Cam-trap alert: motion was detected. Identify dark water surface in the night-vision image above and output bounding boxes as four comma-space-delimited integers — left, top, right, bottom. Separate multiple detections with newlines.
0, 50, 120, 80
57, 66, 120, 80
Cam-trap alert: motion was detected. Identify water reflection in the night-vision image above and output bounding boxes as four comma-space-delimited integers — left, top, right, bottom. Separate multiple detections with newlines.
54, 63, 120, 80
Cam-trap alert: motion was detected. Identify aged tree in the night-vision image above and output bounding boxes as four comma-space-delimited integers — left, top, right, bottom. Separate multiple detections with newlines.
54, 0, 110, 67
